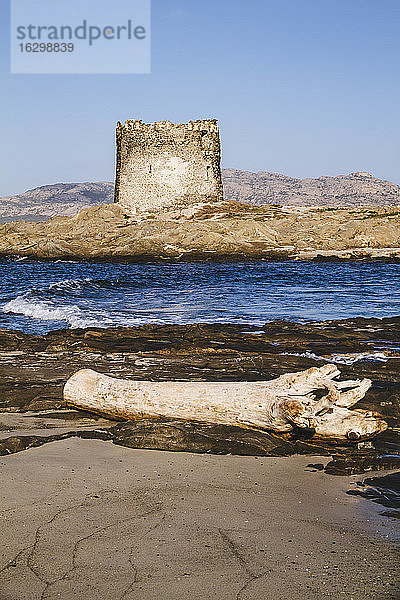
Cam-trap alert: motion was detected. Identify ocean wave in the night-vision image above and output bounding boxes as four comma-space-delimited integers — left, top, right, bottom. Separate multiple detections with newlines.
2, 296, 100, 329
54, 260, 79, 263
42, 276, 131, 294
12, 277, 119, 298
48, 277, 96, 292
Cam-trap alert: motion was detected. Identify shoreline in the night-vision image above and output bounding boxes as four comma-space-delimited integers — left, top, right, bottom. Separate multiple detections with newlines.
2, 252, 400, 263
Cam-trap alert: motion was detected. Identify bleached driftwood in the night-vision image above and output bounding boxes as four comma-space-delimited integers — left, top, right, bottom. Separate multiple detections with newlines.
64, 365, 387, 443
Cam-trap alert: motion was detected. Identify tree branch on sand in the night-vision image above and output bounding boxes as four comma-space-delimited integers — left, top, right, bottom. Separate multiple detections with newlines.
64, 365, 387, 443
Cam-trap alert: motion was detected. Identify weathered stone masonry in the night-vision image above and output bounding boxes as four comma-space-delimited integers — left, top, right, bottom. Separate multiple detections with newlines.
114, 119, 224, 213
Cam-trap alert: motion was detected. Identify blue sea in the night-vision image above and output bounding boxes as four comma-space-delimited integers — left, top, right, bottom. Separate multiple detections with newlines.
1, 259, 400, 335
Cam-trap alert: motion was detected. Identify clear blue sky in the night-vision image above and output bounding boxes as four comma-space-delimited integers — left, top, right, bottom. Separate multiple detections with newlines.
0, 0, 399, 196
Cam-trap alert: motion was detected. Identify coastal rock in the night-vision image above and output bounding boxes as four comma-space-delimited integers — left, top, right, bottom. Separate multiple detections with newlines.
0, 182, 114, 223
1, 202, 400, 260
108, 418, 361, 460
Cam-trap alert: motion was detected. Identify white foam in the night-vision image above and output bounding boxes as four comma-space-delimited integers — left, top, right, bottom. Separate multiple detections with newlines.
283, 351, 397, 364
48, 277, 94, 292
330, 352, 393, 365
2, 295, 98, 329
283, 351, 325, 362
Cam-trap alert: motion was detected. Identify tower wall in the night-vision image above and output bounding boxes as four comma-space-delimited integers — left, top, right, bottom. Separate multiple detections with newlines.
114, 119, 223, 213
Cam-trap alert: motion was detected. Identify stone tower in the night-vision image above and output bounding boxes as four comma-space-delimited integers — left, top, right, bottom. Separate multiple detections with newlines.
114, 119, 223, 213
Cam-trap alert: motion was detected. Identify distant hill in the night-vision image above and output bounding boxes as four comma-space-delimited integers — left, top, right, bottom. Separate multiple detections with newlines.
0, 182, 114, 223
222, 170, 400, 207
1, 170, 399, 222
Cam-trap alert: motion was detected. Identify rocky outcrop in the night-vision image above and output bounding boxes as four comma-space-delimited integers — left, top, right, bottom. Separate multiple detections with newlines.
1, 318, 400, 419
1, 201, 400, 260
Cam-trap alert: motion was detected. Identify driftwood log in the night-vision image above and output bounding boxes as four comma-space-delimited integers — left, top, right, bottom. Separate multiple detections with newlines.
64, 365, 387, 443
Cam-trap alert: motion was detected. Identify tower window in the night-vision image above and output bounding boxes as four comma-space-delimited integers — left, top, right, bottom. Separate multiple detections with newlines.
206, 166, 211, 181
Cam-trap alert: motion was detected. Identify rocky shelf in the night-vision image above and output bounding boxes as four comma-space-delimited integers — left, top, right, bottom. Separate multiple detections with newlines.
1, 202, 400, 261
1, 318, 399, 478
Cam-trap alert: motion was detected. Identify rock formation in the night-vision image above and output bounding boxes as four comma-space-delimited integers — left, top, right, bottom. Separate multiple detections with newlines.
1, 201, 400, 260
223, 170, 400, 207
0, 182, 113, 223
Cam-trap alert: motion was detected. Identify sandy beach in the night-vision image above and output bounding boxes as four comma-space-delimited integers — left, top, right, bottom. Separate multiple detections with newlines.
0, 438, 398, 600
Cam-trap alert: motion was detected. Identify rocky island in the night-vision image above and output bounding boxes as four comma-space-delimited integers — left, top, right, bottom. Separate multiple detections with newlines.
1, 201, 400, 261
0, 118, 399, 261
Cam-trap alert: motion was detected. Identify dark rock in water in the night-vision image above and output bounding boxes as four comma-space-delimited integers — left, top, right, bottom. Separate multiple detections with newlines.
0, 431, 96, 455
305, 463, 325, 471
380, 510, 400, 519
0, 416, 340, 460
347, 471, 400, 513
109, 419, 334, 457
1, 317, 400, 413
0, 410, 114, 456
325, 452, 400, 476
0, 427, 113, 457
324, 430, 400, 475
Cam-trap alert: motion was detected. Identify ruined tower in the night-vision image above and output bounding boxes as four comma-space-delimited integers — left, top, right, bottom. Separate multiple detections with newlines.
114, 119, 223, 213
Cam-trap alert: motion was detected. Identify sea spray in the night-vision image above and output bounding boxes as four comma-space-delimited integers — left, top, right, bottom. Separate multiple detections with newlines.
2, 295, 98, 329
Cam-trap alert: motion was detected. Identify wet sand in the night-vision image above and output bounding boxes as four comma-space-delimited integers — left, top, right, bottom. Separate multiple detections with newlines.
0, 438, 399, 600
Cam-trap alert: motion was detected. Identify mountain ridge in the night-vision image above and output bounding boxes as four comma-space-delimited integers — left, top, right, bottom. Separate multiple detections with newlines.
1, 170, 399, 223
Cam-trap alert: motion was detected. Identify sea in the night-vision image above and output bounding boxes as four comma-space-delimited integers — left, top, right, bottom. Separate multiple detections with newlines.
1, 258, 400, 335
